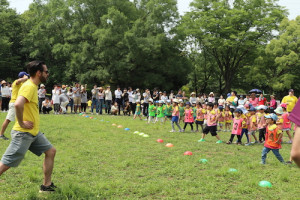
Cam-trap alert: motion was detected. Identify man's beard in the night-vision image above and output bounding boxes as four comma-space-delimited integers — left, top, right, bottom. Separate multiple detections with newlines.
40, 76, 47, 83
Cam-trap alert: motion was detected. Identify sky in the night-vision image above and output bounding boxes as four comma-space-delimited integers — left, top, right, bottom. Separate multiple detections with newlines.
8, 0, 299, 20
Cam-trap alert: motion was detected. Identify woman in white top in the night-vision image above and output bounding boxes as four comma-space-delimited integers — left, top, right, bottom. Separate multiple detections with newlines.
189, 92, 197, 104
218, 95, 226, 106
238, 95, 245, 106
208, 92, 215, 103
1, 81, 10, 112
52, 85, 61, 114
161, 91, 168, 103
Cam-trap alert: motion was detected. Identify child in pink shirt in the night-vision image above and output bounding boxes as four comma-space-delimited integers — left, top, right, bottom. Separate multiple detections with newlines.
227, 109, 245, 145
182, 102, 194, 132
281, 104, 293, 143
198, 103, 222, 143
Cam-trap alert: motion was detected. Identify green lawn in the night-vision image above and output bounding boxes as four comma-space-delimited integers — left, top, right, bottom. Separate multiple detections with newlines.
0, 112, 299, 200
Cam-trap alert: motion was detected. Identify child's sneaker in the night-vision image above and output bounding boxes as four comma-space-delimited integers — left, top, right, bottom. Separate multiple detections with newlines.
198, 138, 205, 142
287, 140, 293, 144
245, 143, 252, 146
169, 130, 175, 132
216, 140, 223, 144
39, 182, 57, 193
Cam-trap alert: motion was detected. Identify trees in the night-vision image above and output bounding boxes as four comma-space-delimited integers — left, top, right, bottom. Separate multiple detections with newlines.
177, 0, 286, 94
18, 0, 191, 90
0, 0, 24, 79
265, 16, 300, 92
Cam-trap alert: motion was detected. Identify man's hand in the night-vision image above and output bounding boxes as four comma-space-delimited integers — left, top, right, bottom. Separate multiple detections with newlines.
20, 121, 34, 129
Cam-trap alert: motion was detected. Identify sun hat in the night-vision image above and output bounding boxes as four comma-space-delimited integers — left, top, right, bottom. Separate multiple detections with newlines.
173, 99, 179, 103
265, 113, 278, 121
159, 100, 164, 104
234, 108, 243, 114
191, 92, 196, 95
249, 107, 256, 111
280, 103, 287, 108
149, 98, 153, 102
40, 84, 45, 87
166, 100, 171, 103
185, 101, 191, 105
18, 71, 29, 78
209, 92, 214, 95
274, 107, 283, 115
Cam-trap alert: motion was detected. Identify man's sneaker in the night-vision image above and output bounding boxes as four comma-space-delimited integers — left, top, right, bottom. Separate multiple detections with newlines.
198, 138, 205, 142
245, 143, 252, 146
216, 140, 223, 144
39, 182, 57, 193
0, 135, 9, 140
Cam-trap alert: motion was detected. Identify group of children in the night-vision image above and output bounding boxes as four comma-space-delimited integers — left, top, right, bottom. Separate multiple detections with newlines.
138, 99, 294, 164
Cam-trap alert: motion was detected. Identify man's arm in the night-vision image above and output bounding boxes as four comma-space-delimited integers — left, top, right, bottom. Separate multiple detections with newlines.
14, 96, 33, 129
291, 127, 300, 167
16, 76, 29, 85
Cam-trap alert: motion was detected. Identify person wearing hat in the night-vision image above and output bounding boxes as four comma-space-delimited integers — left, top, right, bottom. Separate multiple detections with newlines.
280, 104, 293, 144
0, 61, 57, 192
282, 89, 298, 113
164, 100, 173, 122
226, 108, 245, 145
170, 99, 182, 132
0, 72, 29, 140
245, 107, 259, 145
38, 83, 46, 113
142, 89, 150, 116
198, 102, 223, 143
154, 100, 164, 123
189, 92, 197, 105
208, 92, 215, 103
256, 105, 267, 143
274, 107, 284, 130
1, 80, 11, 112
261, 113, 285, 164
133, 100, 142, 120
147, 98, 156, 123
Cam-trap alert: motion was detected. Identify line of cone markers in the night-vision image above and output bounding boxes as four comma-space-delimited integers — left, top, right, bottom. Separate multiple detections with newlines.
77, 113, 273, 188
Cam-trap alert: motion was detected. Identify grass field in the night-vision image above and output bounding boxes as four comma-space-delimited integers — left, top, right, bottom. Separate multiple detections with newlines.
0, 112, 299, 200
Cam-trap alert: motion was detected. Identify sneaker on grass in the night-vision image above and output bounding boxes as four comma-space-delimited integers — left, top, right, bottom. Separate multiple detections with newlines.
216, 140, 223, 144
0, 135, 9, 140
39, 182, 57, 193
198, 138, 205, 142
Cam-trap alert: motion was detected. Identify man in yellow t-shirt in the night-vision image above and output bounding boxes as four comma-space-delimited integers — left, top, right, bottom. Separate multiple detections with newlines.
281, 89, 298, 113
0, 72, 29, 140
0, 61, 57, 193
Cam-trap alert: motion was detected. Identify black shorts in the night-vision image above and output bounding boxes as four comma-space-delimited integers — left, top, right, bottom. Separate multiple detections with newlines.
203, 125, 217, 136
196, 121, 204, 125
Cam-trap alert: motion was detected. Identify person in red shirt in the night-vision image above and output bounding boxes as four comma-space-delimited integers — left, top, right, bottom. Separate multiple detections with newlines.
258, 94, 267, 106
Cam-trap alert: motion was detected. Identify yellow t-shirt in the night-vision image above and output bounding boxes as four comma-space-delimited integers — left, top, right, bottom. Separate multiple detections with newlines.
282, 95, 298, 112
87, 100, 92, 107
10, 80, 23, 103
13, 79, 40, 136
